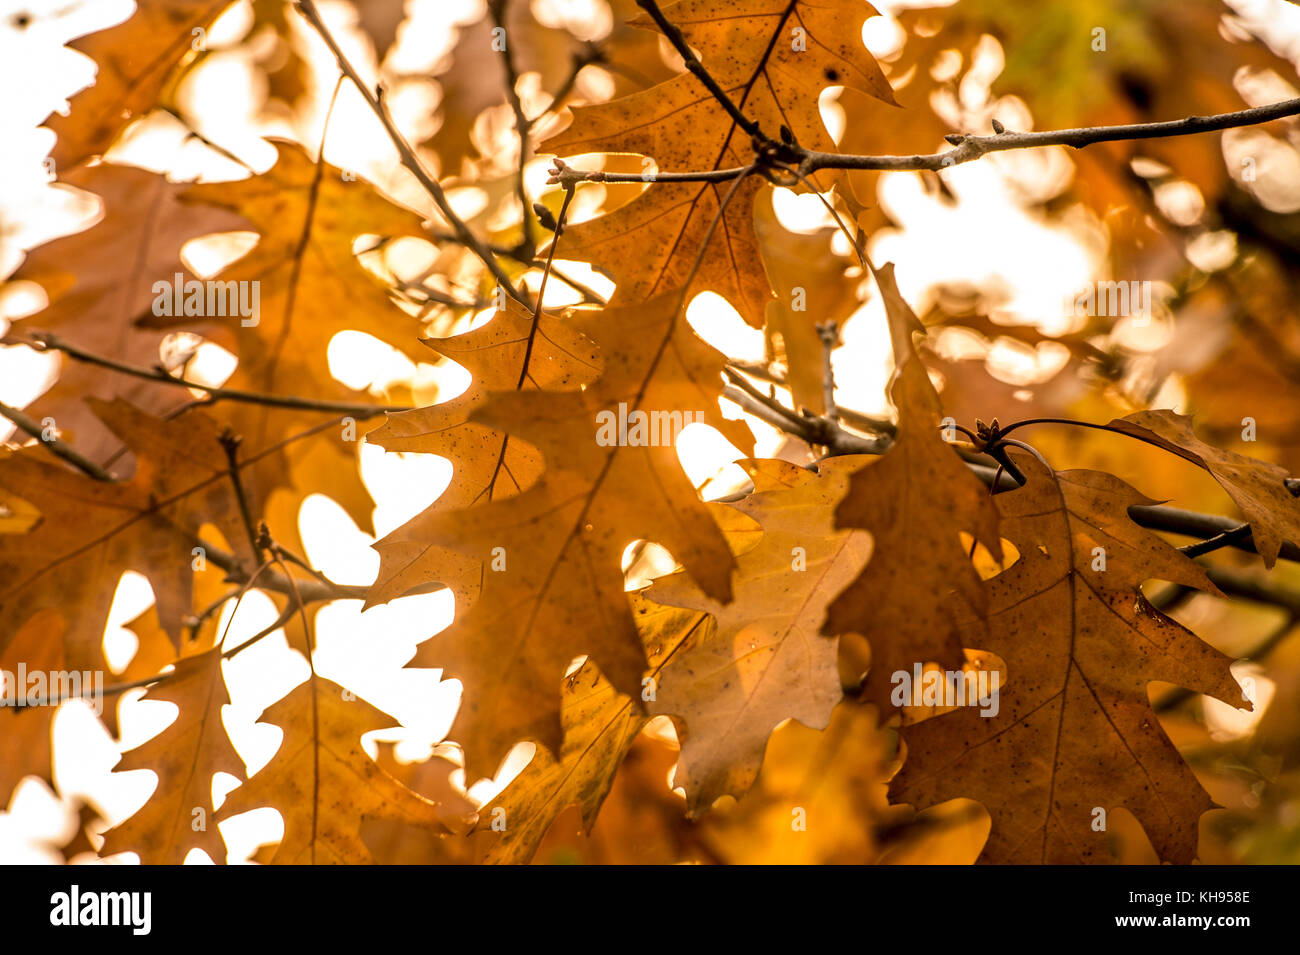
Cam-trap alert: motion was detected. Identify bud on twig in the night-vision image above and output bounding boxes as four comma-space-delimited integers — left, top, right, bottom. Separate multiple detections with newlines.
533, 202, 559, 233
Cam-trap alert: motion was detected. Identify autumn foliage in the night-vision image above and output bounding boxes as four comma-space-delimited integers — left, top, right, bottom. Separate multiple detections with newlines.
3, 0, 1300, 866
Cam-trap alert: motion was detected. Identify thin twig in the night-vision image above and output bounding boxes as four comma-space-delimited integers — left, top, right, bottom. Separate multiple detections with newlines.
727, 360, 895, 435
634, 0, 763, 141
198, 536, 445, 606
551, 97, 1300, 184
218, 430, 264, 560
1, 673, 177, 710
489, 0, 536, 257
1203, 565, 1300, 616
816, 321, 839, 423
1179, 523, 1254, 559
528, 42, 604, 125
723, 371, 887, 455
11, 332, 411, 417
0, 399, 114, 480
800, 97, 1300, 174
518, 186, 577, 388
294, 0, 524, 301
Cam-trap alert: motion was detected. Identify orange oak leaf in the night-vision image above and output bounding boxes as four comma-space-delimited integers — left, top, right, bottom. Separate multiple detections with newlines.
0, 400, 255, 674
1108, 409, 1300, 568
44, 0, 231, 169
475, 601, 704, 864
542, 0, 895, 325
406, 294, 752, 779
699, 699, 892, 864
823, 262, 1002, 709
216, 676, 458, 864
0, 611, 65, 807
363, 296, 601, 607
644, 456, 871, 812
7, 162, 247, 462
893, 452, 1249, 864
147, 141, 435, 536
100, 649, 243, 864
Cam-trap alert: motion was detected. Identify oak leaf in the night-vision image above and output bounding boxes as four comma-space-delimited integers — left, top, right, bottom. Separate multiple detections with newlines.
543, 0, 895, 325
645, 456, 870, 812
100, 649, 243, 864
1108, 409, 1300, 568
216, 676, 459, 864
473, 599, 705, 863
823, 262, 1002, 709
699, 699, 890, 864
7, 162, 247, 461
0, 400, 254, 674
0, 612, 64, 807
364, 296, 601, 607
44, 0, 230, 169
893, 452, 1249, 863
406, 294, 751, 779
150, 141, 434, 536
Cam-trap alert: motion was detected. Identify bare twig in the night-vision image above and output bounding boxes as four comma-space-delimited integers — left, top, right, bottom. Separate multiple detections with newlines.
11, 331, 411, 417
800, 97, 1300, 174
294, 0, 524, 301
1204, 565, 1300, 616
518, 186, 577, 388
528, 42, 604, 125
0, 399, 114, 480
1179, 522, 1254, 559
489, 0, 537, 257
723, 368, 887, 455
197, 536, 445, 606
218, 430, 264, 560
552, 164, 757, 186
816, 321, 839, 423
727, 360, 895, 435
634, 0, 763, 141
551, 98, 1300, 184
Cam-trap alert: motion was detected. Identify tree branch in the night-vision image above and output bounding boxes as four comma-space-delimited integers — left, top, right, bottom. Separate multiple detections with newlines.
198, 537, 443, 606
528, 42, 604, 125
488, 0, 537, 257
727, 360, 895, 435
0, 399, 114, 480
801, 97, 1300, 174
11, 331, 410, 417
714, 380, 1300, 566
550, 97, 1300, 184
633, 0, 764, 141
722, 369, 888, 455
294, 0, 525, 302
